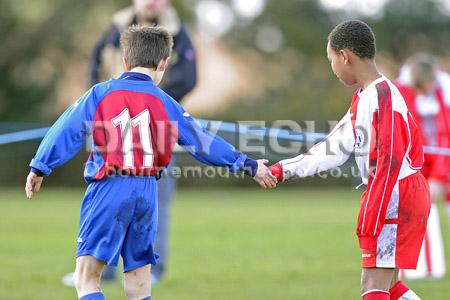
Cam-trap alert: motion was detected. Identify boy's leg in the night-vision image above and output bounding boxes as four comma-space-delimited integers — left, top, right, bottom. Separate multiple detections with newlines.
383, 172, 431, 284
403, 178, 445, 280
153, 162, 176, 282
124, 264, 152, 300
121, 177, 158, 299
359, 173, 429, 299
360, 267, 394, 299
74, 255, 106, 299
389, 270, 421, 300
76, 178, 141, 292
403, 203, 446, 279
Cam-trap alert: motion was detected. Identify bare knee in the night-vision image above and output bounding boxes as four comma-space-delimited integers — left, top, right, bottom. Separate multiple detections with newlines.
73, 269, 102, 292
74, 256, 104, 295
361, 268, 395, 294
124, 265, 151, 300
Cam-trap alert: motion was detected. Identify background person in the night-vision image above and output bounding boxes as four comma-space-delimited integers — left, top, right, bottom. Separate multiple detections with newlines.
63, 0, 197, 286
397, 53, 450, 280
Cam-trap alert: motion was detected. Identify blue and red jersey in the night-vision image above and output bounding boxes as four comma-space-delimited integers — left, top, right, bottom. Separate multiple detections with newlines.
30, 72, 256, 181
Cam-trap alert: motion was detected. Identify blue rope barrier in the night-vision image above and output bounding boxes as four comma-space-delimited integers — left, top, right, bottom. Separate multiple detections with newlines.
1, 121, 449, 156
0, 127, 50, 145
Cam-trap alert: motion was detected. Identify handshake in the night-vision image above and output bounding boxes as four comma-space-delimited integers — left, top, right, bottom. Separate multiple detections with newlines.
252, 159, 284, 189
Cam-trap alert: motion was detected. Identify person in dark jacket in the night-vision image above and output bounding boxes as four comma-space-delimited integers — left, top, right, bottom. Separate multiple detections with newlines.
62, 0, 196, 286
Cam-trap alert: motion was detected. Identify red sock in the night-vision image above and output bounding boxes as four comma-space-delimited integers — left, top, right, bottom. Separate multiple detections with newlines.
362, 290, 390, 299
389, 281, 410, 299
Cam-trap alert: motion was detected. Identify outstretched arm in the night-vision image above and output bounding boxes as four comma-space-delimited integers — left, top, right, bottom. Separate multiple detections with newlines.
163, 95, 277, 188
270, 111, 355, 182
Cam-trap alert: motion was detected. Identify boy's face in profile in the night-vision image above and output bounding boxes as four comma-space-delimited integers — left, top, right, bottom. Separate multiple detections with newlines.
326, 41, 357, 87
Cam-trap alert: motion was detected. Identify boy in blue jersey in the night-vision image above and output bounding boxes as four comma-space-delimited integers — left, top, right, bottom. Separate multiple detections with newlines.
25, 25, 277, 300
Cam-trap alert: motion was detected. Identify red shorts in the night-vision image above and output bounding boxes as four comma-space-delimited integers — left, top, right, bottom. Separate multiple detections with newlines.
361, 172, 431, 269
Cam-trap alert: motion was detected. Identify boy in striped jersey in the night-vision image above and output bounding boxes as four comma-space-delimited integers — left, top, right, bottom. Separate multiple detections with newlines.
270, 20, 430, 300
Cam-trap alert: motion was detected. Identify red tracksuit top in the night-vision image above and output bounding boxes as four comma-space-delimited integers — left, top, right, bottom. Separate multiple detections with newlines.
279, 75, 424, 248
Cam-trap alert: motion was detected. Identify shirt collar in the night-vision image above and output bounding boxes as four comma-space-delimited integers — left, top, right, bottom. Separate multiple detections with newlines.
358, 75, 386, 97
119, 72, 153, 82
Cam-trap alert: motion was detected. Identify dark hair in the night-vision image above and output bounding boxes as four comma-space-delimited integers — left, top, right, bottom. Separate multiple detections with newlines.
328, 20, 376, 59
120, 25, 174, 69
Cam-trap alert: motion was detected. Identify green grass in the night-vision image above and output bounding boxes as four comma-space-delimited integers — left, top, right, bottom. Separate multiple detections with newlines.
0, 187, 449, 299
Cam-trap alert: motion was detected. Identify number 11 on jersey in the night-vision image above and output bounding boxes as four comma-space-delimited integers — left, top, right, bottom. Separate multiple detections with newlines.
111, 108, 154, 169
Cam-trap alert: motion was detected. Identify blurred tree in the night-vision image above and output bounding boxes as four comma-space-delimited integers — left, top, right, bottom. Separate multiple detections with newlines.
219, 0, 349, 129
2, 0, 449, 124
371, 0, 450, 60
0, 0, 193, 122
218, 0, 450, 128
0, 0, 131, 122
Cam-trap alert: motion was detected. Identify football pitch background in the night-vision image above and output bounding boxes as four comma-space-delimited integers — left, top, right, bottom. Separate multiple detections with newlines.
1, 187, 449, 299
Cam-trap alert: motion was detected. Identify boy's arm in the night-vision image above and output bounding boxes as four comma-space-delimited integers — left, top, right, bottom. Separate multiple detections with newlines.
26, 88, 96, 198
356, 84, 405, 250
270, 111, 355, 182
164, 96, 276, 188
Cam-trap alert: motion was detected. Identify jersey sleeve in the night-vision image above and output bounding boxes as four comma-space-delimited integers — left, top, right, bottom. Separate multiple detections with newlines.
278, 111, 355, 180
357, 82, 406, 249
29, 88, 97, 176
163, 95, 257, 175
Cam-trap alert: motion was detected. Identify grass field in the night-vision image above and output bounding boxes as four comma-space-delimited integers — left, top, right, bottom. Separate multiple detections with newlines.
0, 187, 449, 300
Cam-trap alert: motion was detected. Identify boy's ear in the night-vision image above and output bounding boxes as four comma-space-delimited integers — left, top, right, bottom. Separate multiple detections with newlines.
122, 57, 130, 71
339, 49, 350, 65
157, 57, 171, 72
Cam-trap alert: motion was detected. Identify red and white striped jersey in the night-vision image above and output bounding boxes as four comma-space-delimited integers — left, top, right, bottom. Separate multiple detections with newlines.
279, 75, 424, 246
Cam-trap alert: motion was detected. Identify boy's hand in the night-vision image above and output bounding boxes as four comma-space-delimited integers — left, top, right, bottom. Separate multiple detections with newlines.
253, 159, 277, 189
269, 162, 284, 183
25, 171, 44, 199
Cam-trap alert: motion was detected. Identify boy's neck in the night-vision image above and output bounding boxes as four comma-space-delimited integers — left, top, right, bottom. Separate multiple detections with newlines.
129, 67, 157, 81
355, 60, 382, 90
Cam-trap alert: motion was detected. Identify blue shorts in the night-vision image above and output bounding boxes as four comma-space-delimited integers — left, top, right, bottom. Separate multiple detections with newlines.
76, 176, 158, 272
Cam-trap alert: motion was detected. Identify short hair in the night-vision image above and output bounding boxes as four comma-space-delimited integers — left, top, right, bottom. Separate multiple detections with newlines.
120, 25, 174, 69
408, 53, 436, 90
328, 20, 376, 59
